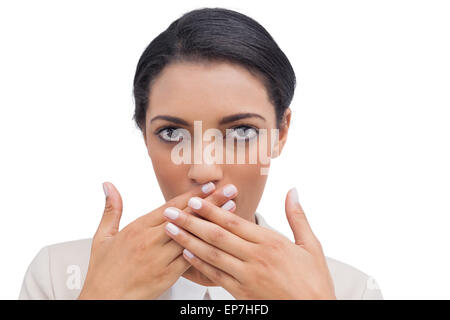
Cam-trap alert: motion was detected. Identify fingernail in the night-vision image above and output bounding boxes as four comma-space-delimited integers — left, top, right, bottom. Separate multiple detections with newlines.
291, 187, 299, 204
164, 207, 179, 220
183, 248, 194, 259
223, 184, 237, 197
166, 222, 179, 235
221, 200, 235, 211
201, 182, 215, 194
188, 197, 202, 210
102, 183, 109, 198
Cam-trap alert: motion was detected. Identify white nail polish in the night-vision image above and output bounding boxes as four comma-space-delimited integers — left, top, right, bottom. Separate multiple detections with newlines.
291, 187, 299, 204
201, 182, 215, 194
223, 185, 237, 197
184, 248, 194, 259
102, 183, 109, 198
188, 197, 202, 210
221, 200, 235, 211
164, 207, 179, 220
166, 222, 179, 235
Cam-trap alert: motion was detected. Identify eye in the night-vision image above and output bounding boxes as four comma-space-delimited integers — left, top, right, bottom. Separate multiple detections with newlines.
226, 125, 259, 141
156, 127, 188, 143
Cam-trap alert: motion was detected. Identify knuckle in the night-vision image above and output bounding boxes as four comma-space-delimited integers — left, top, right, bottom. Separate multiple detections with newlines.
103, 201, 115, 215
161, 263, 174, 277
182, 213, 194, 230
207, 227, 226, 245
224, 216, 240, 230
133, 240, 148, 256
205, 247, 221, 265
251, 247, 272, 271
177, 230, 189, 245
123, 224, 140, 241
145, 227, 160, 244
199, 201, 213, 217
213, 269, 223, 282
210, 267, 223, 282
265, 236, 285, 252
293, 206, 305, 215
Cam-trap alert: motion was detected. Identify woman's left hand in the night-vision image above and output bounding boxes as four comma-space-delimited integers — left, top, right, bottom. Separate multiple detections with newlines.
163, 187, 336, 300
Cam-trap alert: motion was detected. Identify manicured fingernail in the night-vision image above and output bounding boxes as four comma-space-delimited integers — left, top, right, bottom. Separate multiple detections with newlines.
188, 197, 202, 210
223, 184, 237, 197
201, 182, 215, 194
221, 200, 235, 211
102, 183, 109, 198
166, 222, 179, 235
164, 207, 179, 220
183, 248, 194, 259
291, 187, 299, 204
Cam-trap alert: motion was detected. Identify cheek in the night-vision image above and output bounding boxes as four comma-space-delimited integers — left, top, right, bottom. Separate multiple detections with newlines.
226, 163, 268, 219
224, 134, 274, 217
235, 163, 268, 193
229, 136, 273, 169
147, 143, 187, 200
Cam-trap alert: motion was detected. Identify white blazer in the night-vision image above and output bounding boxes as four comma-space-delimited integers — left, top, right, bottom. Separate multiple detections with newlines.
18, 212, 383, 300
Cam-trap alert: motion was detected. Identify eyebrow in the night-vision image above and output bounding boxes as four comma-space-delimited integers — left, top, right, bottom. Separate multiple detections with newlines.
219, 113, 266, 125
150, 115, 189, 126
150, 113, 266, 126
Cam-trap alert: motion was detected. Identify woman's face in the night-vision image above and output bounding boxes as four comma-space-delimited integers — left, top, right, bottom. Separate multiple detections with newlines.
143, 60, 290, 285
144, 60, 291, 224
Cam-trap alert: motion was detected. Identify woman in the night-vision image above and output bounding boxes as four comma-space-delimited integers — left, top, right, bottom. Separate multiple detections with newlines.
19, 7, 383, 300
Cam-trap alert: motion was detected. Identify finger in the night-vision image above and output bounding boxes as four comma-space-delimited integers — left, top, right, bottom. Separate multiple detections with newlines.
166, 182, 216, 209
285, 188, 320, 251
163, 205, 251, 260
167, 253, 192, 277
185, 196, 265, 243
182, 248, 240, 293
149, 182, 238, 230
164, 222, 245, 280
160, 200, 236, 245
94, 182, 123, 240
162, 237, 185, 264
156, 222, 175, 245
221, 199, 237, 213
184, 183, 238, 218
139, 182, 216, 227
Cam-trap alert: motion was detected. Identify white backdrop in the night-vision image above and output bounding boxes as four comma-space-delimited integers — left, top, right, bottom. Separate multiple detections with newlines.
1, 0, 449, 299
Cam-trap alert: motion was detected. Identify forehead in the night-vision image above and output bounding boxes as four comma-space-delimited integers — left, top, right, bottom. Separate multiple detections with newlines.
146, 61, 276, 124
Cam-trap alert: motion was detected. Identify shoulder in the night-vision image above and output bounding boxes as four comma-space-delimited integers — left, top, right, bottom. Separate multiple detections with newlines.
19, 238, 93, 300
255, 212, 383, 300
324, 256, 383, 300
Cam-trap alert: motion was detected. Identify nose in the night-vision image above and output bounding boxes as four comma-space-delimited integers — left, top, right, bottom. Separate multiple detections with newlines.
187, 162, 223, 185
187, 140, 224, 185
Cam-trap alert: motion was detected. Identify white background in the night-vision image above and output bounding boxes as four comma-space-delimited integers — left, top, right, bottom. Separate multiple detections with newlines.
1, 0, 449, 299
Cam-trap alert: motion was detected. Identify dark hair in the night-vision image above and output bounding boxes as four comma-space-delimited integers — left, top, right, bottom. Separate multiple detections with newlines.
132, 7, 296, 132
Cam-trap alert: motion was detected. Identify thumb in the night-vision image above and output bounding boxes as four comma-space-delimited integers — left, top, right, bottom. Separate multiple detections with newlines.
95, 182, 123, 240
285, 187, 318, 251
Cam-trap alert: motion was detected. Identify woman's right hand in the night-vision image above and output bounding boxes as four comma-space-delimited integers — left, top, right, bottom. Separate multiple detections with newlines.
77, 181, 237, 300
